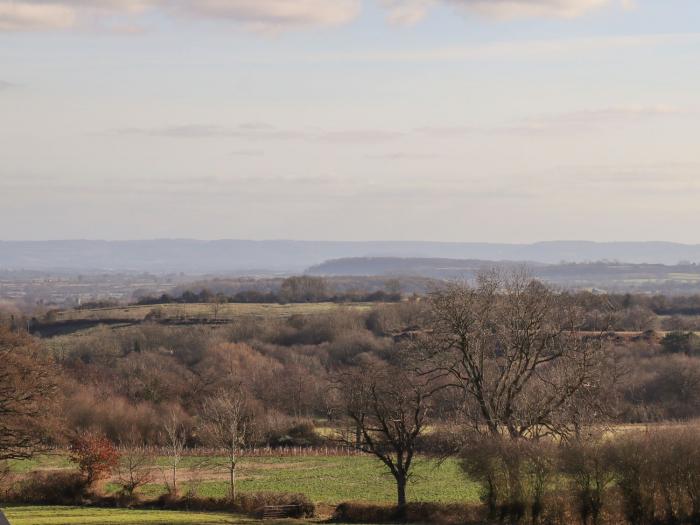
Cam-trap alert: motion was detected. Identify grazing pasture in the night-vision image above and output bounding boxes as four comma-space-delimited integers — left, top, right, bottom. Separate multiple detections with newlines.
9, 455, 478, 507
1, 506, 244, 525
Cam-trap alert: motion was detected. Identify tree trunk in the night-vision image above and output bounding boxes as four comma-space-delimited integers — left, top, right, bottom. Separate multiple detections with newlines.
230, 464, 237, 502
396, 473, 408, 521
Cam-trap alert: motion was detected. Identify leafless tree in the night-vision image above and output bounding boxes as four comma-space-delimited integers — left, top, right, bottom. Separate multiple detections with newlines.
334, 355, 435, 516
411, 270, 611, 440
200, 385, 250, 501
0, 327, 58, 461
280, 276, 328, 303
116, 436, 154, 497
160, 411, 186, 496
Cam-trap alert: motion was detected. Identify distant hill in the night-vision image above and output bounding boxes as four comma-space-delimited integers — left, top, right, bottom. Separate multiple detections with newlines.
1, 240, 700, 273
306, 257, 542, 278
308, 257, 700, 295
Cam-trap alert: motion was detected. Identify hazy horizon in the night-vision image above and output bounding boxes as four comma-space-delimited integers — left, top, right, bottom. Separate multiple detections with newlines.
3, 238, 700, 245
2, 0, 699, 242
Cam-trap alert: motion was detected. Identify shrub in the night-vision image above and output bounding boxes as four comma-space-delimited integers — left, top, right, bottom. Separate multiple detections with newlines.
69, 432, 120, 487
4, 471, 87, 505
661, 331, 700, 355
240, 492, 315, 518
560, 438, 616, 525
606, 433, 657, 525
333, 502, 399, 523
461, 435, 558, 524
333, 502, 483, 524
156, 491, 315, 518
605, 427, 700, 525
266, 422, 325, 448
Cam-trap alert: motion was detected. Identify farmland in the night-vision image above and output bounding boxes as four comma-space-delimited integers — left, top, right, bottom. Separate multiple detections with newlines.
8, 455, 478, 507
0, 506, 250, 525
47, 302, 374, 323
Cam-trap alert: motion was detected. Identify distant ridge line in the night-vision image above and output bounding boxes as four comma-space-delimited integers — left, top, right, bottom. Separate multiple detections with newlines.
1, 240, 699, 273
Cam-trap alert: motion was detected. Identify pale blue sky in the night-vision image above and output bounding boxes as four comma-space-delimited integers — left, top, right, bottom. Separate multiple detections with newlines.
1, 0, 699, 242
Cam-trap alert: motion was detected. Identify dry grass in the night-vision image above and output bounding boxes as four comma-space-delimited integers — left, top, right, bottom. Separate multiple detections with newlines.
51, 303, 374, 323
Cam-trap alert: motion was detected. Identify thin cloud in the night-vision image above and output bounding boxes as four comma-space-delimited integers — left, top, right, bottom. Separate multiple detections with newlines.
0, 0, 632, 32
511, 105, 692, 132
0, 0, 156, 31
109, 124, 404, 143
0, 0, 359, 32
381, 0, 435, 26
416, 105, 693, 138
314, 33, 700, 63
231, 149, 265, 157
318, 130, 405, 143
381, 0, 626, 24
0, 80, 17, 90
171, 0, 360, 31
449, 0, 612, 19
367, 152, 440, 160
111, 123, 304, 140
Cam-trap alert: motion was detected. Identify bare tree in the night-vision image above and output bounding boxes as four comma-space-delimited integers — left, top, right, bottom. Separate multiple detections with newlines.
412, 270, 610, 440
160, 411, 186, 496
334, 355, 434, 516
116, 437, 154, 497
0, 327, 58, 461
280, 276, 328, 303
200, 386, 250, 502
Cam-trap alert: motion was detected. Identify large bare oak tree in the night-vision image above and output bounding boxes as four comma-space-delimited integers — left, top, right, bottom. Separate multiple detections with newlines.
412, 271, 611, 440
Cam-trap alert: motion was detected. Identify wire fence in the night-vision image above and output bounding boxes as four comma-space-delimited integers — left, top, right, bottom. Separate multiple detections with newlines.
115, 445, 364, 458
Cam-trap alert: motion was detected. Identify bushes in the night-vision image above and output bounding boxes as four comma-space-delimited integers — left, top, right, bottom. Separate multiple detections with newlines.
461, 435, 559, 525
560, 438, 615, 525
333, 502, 482, 524
156, 491, 315, 517
240, 492, 315, 518
459, 427, 700, 525
69, 433, 120, 487
661, 331, 700, 355
4, 471, 88, 505
607, 427, 700, 525
266, 422, 325, 448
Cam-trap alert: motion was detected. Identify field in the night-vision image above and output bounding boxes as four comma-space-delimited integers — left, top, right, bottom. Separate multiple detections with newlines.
3, 455, 477, 525
8, 455, 478, 507
49, 302, 374, 323
0, 506, 251, 525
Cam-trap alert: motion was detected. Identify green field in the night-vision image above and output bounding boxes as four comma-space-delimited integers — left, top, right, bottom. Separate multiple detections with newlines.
10, 455, 478, 507
0, 506, 248, 525
50, 302, 374, 323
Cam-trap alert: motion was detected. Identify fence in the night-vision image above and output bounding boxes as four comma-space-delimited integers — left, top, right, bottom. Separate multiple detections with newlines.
116, 445, 363, 458
262, 505, 302, 520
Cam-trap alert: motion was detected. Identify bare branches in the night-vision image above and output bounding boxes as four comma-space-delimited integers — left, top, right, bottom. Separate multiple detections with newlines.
333, 356, 433, 512
199, 385, 252, 501
0, 327, 59, 461
116, 441, 154, 497
160, 411, 186, 497
412, 270, 613, 440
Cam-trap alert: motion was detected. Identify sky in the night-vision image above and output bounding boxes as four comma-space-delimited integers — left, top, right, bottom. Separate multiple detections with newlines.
1, 0, 699, 243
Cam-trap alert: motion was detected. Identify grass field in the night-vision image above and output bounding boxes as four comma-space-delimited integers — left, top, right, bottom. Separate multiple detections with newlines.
50, 303, 374, 323
0, 506, 249, 525
10, 455, 479, 507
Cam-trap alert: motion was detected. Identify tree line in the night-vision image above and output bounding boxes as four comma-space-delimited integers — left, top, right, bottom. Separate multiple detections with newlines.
136, 276, 402, 306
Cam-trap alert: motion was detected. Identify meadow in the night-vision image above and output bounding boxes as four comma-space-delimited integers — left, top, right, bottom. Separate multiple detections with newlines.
8, 455, 479, 508
0, 506, 257, 525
